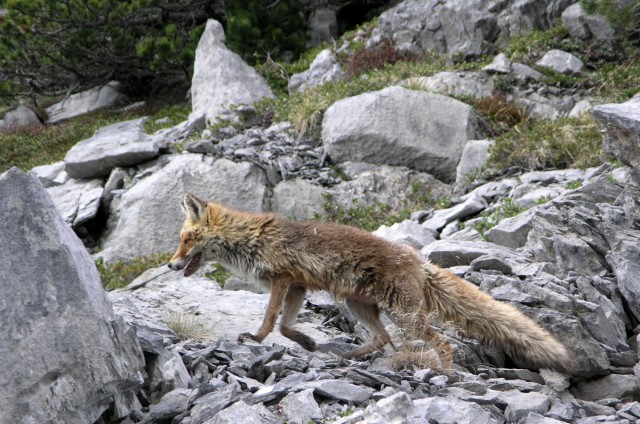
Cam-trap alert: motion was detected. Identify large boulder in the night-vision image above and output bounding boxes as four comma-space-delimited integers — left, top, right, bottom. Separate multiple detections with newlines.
0, 105, 41, 130
591, 97, 640, 176
368, 0, 572, 58
321, 87, 480, 183
98, 154, 269, 262
189, 19, 274, 124
561, 3, 616, 41
64, 118, 162, 179
0, 167, 144, 424
45, 81, 129, 124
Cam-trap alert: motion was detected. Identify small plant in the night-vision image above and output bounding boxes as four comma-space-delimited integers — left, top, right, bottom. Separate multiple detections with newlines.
474, 197, 525, 236
95, 252, 173, 291
346, 39, 422, 77
164, 311, 211, 341
144, 103, 190, 134
205, 266, 234, 289
565, 180, 583, 189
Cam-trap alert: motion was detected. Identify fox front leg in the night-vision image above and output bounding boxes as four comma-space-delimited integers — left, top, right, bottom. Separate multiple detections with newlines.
238, 281, 288, 344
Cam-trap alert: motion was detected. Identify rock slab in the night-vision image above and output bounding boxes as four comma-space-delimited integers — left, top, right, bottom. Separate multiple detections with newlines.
0, 167, 144, 424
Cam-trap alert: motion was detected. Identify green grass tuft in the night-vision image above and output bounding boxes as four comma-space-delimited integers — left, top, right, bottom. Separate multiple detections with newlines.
95, 252, 173, 291
489, 115, 605, 171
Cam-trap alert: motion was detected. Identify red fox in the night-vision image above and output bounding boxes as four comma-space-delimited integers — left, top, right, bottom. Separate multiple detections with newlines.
168, 192, 574, 372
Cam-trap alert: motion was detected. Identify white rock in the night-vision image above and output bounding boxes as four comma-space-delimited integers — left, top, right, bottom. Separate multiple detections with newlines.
536, 49, 584, 75
322, 86, 480, 183
46, 81, 129, 123
189, 20, 274, 124
97, 154, 268, 262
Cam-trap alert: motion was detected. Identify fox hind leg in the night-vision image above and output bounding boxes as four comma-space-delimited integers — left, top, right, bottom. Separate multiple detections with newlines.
343, 298, 392, 359
279, 285, 317, 351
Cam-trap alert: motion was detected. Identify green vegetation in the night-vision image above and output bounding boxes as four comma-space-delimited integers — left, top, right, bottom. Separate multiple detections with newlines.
317, 186, 449, 231
0, 0, 215, 100
565, 180, 583, 189
489, 115, 604, 171
505, 23, 640, 102
474, 197, 526, 236
0, 109, 143, 173
226, 0, 306, 65
205, 266, 233, 288
580, 0, 640, 41
0, 103, 194, 174
143, 103, 190, 134
95, 252, 173, 291
318, 195, 411, 232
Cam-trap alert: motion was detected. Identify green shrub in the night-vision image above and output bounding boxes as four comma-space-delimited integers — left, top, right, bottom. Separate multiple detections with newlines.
226, 0, 306, 65
0, 0, 218, 99
95, 252, 173, 291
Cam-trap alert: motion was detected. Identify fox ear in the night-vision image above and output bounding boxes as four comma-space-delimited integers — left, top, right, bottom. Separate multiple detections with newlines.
181, 192, 207, 223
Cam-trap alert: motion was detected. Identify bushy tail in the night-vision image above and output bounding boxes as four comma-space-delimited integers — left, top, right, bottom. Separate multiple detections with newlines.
421, 263, 574, 373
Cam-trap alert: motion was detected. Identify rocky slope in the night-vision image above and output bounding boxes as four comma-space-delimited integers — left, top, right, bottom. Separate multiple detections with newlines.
2, 0, 640, 423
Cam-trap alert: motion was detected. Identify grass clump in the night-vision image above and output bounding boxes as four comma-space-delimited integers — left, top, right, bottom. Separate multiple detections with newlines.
489, 115, 604, 171
472, 94, 529, 137
164, 311, 212, 341
205, 266, 234, 289
95, 252, 173, 291
144, 103, 190, 134
318, 195, 411, 232
474, 197, 526, 236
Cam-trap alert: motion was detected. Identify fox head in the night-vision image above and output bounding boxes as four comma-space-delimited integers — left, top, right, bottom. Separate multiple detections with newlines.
167, 192, 210, 277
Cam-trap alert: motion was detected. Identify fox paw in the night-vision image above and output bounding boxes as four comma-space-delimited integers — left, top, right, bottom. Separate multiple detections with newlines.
238, 332, 260, 343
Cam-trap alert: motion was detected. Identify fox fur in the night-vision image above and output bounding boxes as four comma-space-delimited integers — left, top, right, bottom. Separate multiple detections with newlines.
168, 192, 574, 373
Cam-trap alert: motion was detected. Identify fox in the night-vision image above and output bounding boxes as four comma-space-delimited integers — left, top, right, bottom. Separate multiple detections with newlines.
168, 192, 574, 373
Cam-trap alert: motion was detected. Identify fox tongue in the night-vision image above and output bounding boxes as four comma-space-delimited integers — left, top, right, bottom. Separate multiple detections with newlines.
184, 252, 202, 277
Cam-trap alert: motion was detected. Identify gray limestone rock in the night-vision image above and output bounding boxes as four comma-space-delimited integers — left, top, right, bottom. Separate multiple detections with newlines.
456, 139, 494, 186
98, 155, 269, 262
278, 388, 323, 424
271, 178, 327, 220
322, 86, 480, 183
405, 71, 495, 99
189, 20, 274, 124
29, 161, 66, 188
413, 396, 501, 423
289, 48, 344, 93
0, 167, 144, 424
0, 104, 41, 129
64, 118, 161, 179
47, 177, 104, 227
591, 98, 640, 175
45, 81, 129, 124
373, 220, 436, 249
536, 49, 585, 75
572, 374, 640, 402
562, 3, 616, 41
